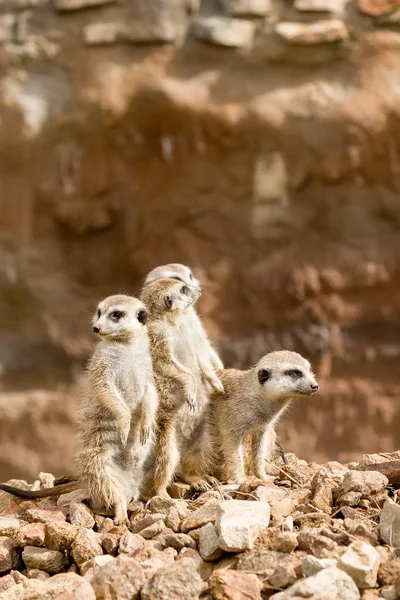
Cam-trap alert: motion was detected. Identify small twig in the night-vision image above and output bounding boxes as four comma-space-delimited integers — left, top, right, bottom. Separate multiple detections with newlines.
264, 458, 304, 489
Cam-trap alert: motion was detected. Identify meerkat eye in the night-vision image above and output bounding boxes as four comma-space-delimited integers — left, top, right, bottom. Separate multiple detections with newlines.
97, 309, 101, 318
258, 369, 271, 384
189, 273, 193, 280
137, 309, 148, 324
164, 295, 173, 309
285, 369, 303, 379
110, 310, 124, 321
181, 286, 189, 295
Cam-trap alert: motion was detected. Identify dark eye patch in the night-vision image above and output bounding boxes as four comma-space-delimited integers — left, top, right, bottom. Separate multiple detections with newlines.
97, 309, 101, 318
181, 286, 189, 295
170, 276, 184, 283
110, 310, 124, 321
137, 309, 147, 324
258, 368, 271, 384
285, 369, 303, 378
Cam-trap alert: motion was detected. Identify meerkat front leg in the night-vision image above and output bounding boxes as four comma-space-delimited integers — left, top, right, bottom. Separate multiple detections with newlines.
220, 430, 246, 483
252, 424, 277, 481
198, 361, 225, 395
139, 381, 158, 445
209, 347, 224, 371
93, 382, 131, 447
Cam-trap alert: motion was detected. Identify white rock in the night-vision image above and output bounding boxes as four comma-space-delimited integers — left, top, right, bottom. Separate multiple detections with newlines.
302, 555, 337, 577
381, 586, 397, 600
338, 541, 380, 589
193, 16, 256, 48
380, 498, 400, 548
215, 500, 270, 552
341, 471, 388, 496
270, 567, 360, 600
198, 523, 222, 561
0, 517, 20, 536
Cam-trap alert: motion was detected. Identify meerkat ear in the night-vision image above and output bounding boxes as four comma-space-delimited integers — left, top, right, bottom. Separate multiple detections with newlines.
258, 368, 271, 384
137, 309, 148, 324
164, 294, 173, 309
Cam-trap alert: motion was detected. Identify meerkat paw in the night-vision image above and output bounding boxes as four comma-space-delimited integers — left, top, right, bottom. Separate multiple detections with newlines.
114, 504, 128, 526
155, 488, 171, 500
211, 377, 226, 396
140, 427, 150, 445
190, 479, 210, 493
186, 393, 197, 412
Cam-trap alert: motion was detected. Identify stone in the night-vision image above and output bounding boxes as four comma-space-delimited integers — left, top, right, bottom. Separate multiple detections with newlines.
221, 0, 271, 16
38, 473, 55, 488
168, 483, 191, 499
209, 569, 263, 599
381, 586, 398, 600
22, 546, 68, 573
133, 543, 175, 578
80, 554, 114, 576
275, 20, 348, 44
26, 569, 50, 580
53, 0, 115, 11
0, 574, 15, 592
57, 490, 87, 508
339, 492, 363, 507
294, 0, 347, 11
165, 508, 181, 532
341, 471, 388, 497
45, 521, 77, 552
237, 549, 299, 588
69, 503, 95, 529
216, 500, 270, 552
0, 518, 19, 537
91, 555, 145, 600
181, 500, 219, 533
0, 572, 95, 600
148, 496, 188, 517
302, 555, 338, 577
0, 537, 19, 573
358, 0, 400, 16
119, 532, 143, 556
378, 557, 400, 586
380, 499, 400, 548
199, 523, 223, 561
140, 521, 166, 539
162, 533, 196, 552
338, 541, 381, 589
25, 507, 66, 525
270, 567, 360, 600
253, 486, 305, 523
84, 20, 177, 46
177, 547, 213, 581
15, 523, 46, 547
131, 513, 165, 534
141, 557, 203, 600
272, 531, 298, 553
102, 533, 120, 555
192, 16, 256, 48
297, 528, 337, 558
71, 528, 103, 568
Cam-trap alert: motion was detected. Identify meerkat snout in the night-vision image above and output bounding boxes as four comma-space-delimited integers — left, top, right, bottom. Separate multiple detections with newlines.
93, 326, 100, 334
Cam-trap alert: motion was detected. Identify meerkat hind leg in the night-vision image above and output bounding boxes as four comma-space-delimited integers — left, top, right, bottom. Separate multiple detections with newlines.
153, 423, 180, 499
221, 431, 246, 484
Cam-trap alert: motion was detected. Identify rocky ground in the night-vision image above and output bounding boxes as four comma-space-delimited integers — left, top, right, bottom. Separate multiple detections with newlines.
0, 453, 399, 599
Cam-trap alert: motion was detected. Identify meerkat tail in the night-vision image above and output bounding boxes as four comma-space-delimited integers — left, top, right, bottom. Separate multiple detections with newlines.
53, 475, 78, 486
0, 481, 79, 499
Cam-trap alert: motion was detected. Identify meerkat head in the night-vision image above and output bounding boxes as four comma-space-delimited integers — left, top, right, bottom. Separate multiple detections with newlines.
144, 263, 201, 292
256, 350, 318, 401
140, 278, 200, 318
92, 294, 148, 341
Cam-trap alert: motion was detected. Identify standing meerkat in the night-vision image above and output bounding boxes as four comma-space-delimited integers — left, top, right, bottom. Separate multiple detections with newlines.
140, 278, 221, 499
207, 351, 319, 484
0, 295, 158, 524
144, 263, 224, 372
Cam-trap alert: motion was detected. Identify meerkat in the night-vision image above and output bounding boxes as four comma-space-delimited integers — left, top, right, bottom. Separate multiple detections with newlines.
0, 295, 158, 524
140, 278, 220, 499
144, 263, 224, 373
206, 350, 319, 484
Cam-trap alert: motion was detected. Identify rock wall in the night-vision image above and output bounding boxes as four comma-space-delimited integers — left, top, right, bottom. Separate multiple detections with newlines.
0, 0, 399, 480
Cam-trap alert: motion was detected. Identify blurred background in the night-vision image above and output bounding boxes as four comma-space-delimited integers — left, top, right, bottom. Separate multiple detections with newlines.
0, 0, 399, 482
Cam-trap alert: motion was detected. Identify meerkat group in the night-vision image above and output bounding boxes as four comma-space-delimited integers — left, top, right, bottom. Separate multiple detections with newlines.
0, 263, 319, 521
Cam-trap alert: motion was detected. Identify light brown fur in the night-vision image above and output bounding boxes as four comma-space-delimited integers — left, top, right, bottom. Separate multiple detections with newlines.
206, 351, 319, 484
140, 278, 218, 498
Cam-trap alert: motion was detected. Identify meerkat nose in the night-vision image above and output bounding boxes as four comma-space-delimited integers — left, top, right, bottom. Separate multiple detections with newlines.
93, 326, 100, 334
310, 383, 319, 391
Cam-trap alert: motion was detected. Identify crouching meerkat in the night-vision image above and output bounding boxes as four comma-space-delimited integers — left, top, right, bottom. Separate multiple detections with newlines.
140, 278, 220, 498
144, 263, 224, 373
0, 295, 158, 524
207, 350, 319, 484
